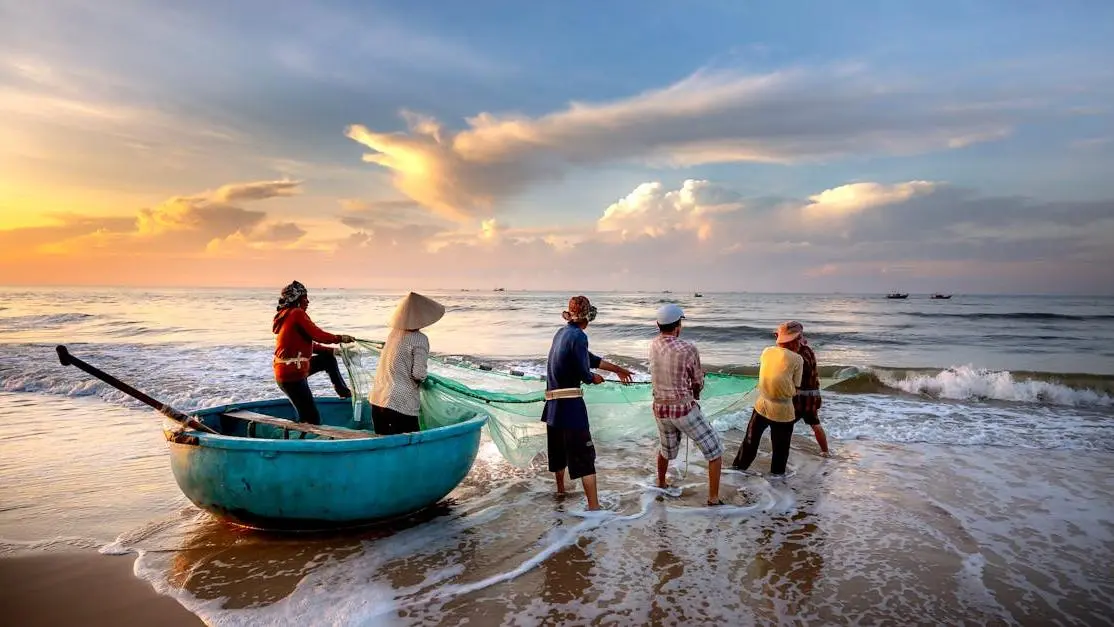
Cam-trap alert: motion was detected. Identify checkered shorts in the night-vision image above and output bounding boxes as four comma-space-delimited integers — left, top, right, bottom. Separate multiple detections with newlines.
656, 406, 724, 461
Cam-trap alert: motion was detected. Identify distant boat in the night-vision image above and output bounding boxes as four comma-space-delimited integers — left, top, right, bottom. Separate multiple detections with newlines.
931, 293, 952, 299
694, 292, 703, 298
886, 293, 909, 299
493, 287, 505, 292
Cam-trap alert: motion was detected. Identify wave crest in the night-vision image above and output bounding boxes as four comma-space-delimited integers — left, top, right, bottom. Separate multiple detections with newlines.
877, 366, 1113, 407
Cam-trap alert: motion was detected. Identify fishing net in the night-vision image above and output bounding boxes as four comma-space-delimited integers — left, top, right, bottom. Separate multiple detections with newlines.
339, 339, 760, 467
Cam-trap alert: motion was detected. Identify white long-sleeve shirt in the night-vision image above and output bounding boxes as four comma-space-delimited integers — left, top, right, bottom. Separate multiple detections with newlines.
369, 329, 429, 416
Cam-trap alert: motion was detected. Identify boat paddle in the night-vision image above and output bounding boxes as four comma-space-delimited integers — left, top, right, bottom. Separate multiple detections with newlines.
55, 345, 218, 434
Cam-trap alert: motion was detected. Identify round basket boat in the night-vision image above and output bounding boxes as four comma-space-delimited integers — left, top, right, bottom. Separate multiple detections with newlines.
165, 397, 486, 530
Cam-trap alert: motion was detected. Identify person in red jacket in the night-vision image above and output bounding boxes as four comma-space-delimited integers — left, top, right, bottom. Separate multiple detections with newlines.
272, 281, 355, 425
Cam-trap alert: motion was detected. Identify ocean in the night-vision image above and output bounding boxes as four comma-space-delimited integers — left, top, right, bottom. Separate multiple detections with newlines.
1, 287, 1112, 625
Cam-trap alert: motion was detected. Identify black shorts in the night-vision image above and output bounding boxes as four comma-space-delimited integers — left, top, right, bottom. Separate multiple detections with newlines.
546, 425, 596, 480
796, 412, 821, 427
371, 404, 420, 435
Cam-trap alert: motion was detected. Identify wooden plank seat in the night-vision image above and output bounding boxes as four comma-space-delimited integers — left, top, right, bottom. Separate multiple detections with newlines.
220, 409, 376, 440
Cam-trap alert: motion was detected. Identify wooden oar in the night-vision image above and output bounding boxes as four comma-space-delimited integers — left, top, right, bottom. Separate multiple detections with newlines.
55, 345, 218, 434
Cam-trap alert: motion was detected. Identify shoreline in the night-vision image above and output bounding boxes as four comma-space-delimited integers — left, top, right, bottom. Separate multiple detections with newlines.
0, 551, 201, 626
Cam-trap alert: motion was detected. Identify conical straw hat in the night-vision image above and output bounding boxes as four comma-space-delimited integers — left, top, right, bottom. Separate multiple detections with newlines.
388, 292, 445, 330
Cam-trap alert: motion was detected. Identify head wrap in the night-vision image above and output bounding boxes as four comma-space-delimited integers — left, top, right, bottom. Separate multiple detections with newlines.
562, 295, 597, 323
277, 281, 308, 311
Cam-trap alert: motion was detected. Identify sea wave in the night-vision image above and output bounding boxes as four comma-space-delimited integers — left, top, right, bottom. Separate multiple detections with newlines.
904, 312, 1114, 321
430, 353, 1114, 409
3, 341, 1112, 412
870, 366, 1114, 407
0, 312, 96, 330
589, 323, 902, 345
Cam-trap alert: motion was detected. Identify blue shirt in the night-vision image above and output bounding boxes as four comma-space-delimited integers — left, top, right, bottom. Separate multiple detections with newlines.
541, 322, 602, 430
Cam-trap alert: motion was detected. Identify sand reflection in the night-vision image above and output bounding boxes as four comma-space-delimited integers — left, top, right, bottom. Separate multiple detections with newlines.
163, 503, 457, 609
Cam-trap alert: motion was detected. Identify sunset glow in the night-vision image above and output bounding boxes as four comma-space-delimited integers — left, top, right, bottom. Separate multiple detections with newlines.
1, 2, 1112, 293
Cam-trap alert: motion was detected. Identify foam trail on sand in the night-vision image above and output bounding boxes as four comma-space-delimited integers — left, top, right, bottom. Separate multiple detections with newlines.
0, 535, 103, 556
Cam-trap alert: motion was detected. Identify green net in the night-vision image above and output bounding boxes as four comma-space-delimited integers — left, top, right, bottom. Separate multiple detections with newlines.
339, 339, 762, 467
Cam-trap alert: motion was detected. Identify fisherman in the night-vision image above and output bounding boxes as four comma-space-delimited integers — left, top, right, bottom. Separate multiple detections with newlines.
272, 281, 355, 425
790, 321, 830, 456
369, 292, 445, 435
542, 295, 634, 510
649, 304, 724, 506
731, 321, 804, 476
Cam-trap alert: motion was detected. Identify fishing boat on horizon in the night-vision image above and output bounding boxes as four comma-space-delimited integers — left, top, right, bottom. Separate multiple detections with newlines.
931, 293, 952, 299
886, 292, 909, 299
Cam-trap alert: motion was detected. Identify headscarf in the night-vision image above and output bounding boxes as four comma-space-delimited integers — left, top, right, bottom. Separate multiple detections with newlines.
562, 295, 597, 323
277, 281, 308, 311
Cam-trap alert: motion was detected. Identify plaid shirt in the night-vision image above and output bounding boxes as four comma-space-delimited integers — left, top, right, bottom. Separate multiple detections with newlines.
793, 344, 822, 418
649, 334, 704, 420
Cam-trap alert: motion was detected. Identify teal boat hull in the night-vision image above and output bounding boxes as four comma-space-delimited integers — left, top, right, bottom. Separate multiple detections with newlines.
166, 398, 486, 530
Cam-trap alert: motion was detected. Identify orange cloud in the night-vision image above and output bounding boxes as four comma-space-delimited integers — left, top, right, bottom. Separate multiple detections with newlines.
1, 179, 306, 260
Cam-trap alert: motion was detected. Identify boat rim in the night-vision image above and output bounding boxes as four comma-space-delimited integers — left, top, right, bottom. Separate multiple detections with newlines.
169, 398, 488, 452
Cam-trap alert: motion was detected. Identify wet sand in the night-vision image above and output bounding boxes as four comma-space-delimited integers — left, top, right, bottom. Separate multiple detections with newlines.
0, 552, 200, 626
2, 391, 1113, 625
106, 435, 1114, 625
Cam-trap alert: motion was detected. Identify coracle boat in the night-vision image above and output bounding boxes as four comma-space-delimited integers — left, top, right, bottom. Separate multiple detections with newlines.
56, 346, 486, 530
166, 398, 486, 529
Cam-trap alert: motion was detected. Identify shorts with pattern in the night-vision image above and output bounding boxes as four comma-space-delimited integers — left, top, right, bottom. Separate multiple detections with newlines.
656, 406, 724, 461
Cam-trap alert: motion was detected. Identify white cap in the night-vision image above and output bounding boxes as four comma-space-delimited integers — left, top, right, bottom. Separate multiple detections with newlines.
656, 303, 685, 325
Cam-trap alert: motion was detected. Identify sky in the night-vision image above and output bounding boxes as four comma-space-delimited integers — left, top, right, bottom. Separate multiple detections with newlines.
1, 0, 1112, 294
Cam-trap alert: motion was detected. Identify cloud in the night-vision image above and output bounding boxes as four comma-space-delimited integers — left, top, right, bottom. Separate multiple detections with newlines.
338, 198, 443, 230
597, 179, 743, 240
212, 180, 302, 203
804, 181, 939, 217
1071, 137, 1112, 150
347, 66, 1015, 218
4, 176, 1112, 294
136, 198, 265, 238
252, 222, 307, 243
2, 179, 305, 258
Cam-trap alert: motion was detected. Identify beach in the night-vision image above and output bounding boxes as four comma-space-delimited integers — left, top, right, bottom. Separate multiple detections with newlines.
0, 552, 201, 626
2, 289, 1113, 624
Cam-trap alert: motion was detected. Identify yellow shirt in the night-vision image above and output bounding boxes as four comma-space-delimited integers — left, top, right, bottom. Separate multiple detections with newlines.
753, 346, 803, 422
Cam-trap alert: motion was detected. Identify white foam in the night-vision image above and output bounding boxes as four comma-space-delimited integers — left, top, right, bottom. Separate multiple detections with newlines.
0, 535, 103, 556
879, 365, 1113, 407
823, 392, 1114, 451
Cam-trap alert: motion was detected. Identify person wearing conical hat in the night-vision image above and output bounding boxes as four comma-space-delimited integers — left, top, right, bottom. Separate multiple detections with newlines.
541, 295, 634, 511
369, 292, 445, 435
272, 281, 356, 426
